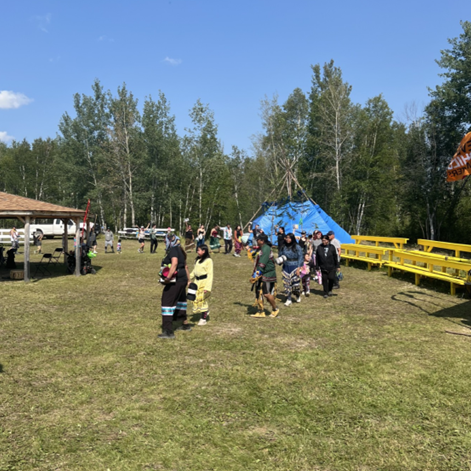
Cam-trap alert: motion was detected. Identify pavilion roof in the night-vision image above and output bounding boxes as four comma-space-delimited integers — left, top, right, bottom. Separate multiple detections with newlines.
0, 192, 86, 219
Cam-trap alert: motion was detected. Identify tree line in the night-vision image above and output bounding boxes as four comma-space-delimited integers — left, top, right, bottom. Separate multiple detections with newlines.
1, 22, 470, 243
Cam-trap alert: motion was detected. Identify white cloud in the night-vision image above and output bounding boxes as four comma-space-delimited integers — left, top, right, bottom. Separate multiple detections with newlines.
163, 56, 182, 66
98, 35, 114, 42
0, 131, 14, 143
33, 13, 51, 33
0, 91, 33, 109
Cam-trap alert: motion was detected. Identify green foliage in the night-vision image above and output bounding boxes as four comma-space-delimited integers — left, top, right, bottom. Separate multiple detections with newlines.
3, 21, 471, 242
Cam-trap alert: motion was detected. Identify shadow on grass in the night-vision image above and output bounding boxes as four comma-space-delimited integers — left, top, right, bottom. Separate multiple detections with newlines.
431, 300, 471, 328
233, 301, 259, 315
392, 290, 471, 329
0, 262, 103, 282
0, 364, 3, 373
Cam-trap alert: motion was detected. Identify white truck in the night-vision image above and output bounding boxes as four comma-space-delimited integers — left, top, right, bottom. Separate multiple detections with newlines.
29, 219, 94, 239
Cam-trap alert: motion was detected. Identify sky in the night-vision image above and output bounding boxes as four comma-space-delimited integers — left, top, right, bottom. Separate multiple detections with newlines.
0, 0, 469, 153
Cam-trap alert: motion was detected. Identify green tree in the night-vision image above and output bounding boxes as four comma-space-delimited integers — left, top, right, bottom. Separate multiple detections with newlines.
58, 79, 110, 223
427, 20, 471, 153
183, 100, 221, 226
345, 95, 400, 235
142, 92, 183, 228
106, 83, 143, 227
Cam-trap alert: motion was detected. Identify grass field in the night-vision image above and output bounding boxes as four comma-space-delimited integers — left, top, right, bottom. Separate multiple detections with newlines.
1, 238, 471, 470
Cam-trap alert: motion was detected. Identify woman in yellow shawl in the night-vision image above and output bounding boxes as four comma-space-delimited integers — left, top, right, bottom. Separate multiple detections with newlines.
190, 244, 214, 326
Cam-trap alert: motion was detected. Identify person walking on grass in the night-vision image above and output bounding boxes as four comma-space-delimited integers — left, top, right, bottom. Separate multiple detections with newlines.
327, 231, 341, 289
233, 225, 243, 257
316, 234, 340, 298
150, 224, 158, 254
159, 234, 191, 339
251, 234, 279, 318
196, 224, 206, 249
190, 244, 213, 326
276, 226, 286, 252
223, 224, 233, 254
104, 228, 114, 253
10, 227, 19, 254
33, 231, 43, 254
279, 233, 304, 306
117, 238, 122, 254
138, 224, 150, 253
88, 228, 97, 254
209, 225, 221, 253
185, 222, 195, 252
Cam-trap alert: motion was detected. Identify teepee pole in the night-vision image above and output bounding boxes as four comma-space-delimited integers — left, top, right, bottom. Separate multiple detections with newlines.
243, 183, 280, 230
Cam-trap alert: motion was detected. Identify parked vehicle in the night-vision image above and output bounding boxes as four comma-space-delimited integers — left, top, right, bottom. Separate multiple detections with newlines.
29, 219, 94, 239
117, 227, 174, 239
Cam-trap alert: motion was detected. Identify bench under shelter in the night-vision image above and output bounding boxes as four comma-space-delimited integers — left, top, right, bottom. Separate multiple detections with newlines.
0, 192, 86, 282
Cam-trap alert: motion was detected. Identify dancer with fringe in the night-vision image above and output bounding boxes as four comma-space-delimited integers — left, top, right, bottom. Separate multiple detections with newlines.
250, 234, 279, 318
159, 234, 191, 339
190, 244, 213, 326
279, 233, 304, 306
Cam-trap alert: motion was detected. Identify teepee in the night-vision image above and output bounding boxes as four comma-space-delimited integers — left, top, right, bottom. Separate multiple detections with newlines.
246, 157, 353, 245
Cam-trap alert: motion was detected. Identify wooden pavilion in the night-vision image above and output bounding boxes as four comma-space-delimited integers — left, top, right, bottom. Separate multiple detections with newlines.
0, 192, 87, 282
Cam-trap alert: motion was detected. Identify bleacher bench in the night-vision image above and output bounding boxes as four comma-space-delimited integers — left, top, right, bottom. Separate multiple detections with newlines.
385, 249, 471, 295
341, 244, 390, 271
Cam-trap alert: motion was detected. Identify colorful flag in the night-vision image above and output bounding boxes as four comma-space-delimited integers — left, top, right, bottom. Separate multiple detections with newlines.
447, 132, 471, 182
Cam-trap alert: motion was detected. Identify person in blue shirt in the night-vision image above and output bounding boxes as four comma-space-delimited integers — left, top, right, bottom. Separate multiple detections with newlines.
279, 233, 304, 306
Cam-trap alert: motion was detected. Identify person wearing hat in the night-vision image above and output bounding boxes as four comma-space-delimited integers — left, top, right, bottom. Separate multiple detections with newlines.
316, 234, 340, 298
327, 231, 341, 289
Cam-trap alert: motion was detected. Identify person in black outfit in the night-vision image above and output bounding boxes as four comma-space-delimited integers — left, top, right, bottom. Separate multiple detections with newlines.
150, 224, 158, 254
316, 234, 340, 298
159, 235, 191, 339
276, 226, 285, 252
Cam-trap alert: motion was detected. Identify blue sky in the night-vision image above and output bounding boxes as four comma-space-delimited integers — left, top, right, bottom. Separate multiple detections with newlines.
0, 0, 469, 153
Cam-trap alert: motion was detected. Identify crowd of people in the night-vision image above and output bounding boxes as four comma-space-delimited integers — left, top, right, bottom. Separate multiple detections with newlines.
157, 222, 343, 338
5, 221, 343, 340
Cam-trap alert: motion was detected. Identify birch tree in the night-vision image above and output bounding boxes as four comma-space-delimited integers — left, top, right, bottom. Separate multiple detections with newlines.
308, 61, 357, 203
59, 79, 110, 223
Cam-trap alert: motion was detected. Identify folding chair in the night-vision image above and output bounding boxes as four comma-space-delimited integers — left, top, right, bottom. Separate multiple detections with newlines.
51, 248, 64, 265
33, 253, 53, 277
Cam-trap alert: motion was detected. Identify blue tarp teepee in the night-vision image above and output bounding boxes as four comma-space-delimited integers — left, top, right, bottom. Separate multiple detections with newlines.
251, 200, 353, 245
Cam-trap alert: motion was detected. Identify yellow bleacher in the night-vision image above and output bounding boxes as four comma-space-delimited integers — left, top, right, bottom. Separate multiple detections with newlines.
352, 235, 409, 249
417, 239, 471, 259
341, 244, 390, 271
384, 249, 471, 295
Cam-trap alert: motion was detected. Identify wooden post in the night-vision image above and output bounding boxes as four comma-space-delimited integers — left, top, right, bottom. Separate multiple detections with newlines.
75, 218, 81, 277
63, 218, 69, 267
24, 216, 31, 283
